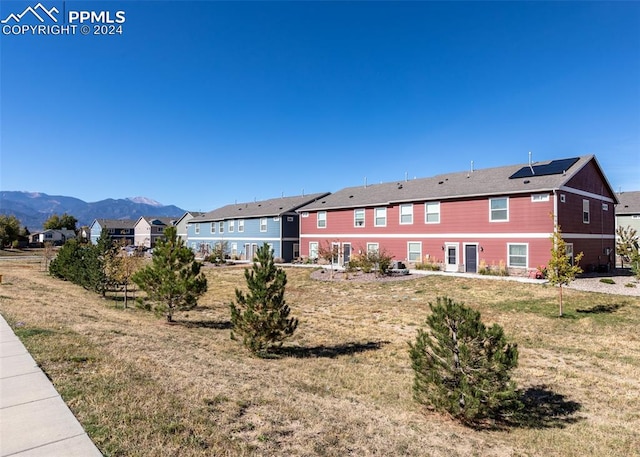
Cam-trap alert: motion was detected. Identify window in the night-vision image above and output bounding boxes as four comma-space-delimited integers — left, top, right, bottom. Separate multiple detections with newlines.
273, 217, 280, 221
238, 219, 244, 232
425, 202, 440, 223
354, 209, 365, 227
219, 221, 224, 233
532, 193, 550, 202
210, 222, 215, 234
508, 243, 528, 268
583, 199, 590, 224
366, 243, 379, 254
400, 204, 413, 224
260, 218, 268, 232
309, 242, 319, 259
602, 203, 608, 211
194, 223, 200, 234
317, 211, 327, 228
287, 216, 294, 222
301, 212, 309, 218
231, 243, 238, 257
560, 194, 566, 203
408, 242, 422, 262
229, 220, 235, 232
490, 197, 509, 221
374, 207, 387, 227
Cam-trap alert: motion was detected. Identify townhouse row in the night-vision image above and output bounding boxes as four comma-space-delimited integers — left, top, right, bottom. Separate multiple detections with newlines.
93, 154, 626, 275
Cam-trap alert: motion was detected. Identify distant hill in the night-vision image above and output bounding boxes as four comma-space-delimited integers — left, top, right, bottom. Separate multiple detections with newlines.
0, 191, 187, 231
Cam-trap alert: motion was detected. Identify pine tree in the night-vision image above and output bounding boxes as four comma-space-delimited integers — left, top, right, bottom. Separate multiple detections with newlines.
230, 243, 298, 356
132, 226, 207, 322
409, 297, 520, 424
547, 224, 583, 317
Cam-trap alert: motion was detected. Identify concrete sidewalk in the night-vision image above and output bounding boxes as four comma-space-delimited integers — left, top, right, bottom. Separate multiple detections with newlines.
0, 315, 102, 456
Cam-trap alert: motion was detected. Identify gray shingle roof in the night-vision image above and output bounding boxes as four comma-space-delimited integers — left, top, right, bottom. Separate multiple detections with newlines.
94, 219, 136, 229
193, 193, 330, 222
616, 191, 640, 215
299, 155, 600, 211
138, 216, 177, 226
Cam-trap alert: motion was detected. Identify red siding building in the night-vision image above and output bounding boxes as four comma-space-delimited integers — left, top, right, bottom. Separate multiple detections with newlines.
297, 155, 617, 275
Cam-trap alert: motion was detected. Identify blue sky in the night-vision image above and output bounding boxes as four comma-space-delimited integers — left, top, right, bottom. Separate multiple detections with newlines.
1, 1, 638, 212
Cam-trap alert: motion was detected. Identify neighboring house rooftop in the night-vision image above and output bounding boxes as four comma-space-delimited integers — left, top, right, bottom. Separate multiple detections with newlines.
616, 191, 640, 215
299, 155, 612, 211
92, 219, 136, 229
193, 193, 330, 222
136, 216, 178, 226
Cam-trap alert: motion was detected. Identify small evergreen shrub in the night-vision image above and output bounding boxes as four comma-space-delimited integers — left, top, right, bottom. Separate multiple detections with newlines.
409, 297, 520, 425
599, 278, 615, 285
230, 244, 298, 356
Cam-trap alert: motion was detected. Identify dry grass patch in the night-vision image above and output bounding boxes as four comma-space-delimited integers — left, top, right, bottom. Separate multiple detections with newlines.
0, 260, 639, 456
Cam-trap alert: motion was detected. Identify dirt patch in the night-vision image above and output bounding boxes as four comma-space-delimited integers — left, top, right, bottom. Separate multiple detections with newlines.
310, 268, 418, 283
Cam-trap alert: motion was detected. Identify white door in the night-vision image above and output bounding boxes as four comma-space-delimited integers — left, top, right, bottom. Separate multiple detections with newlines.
445, 244, 458, 272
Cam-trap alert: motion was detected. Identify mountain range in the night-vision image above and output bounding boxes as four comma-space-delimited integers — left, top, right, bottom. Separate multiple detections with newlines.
0, 191, 187, 231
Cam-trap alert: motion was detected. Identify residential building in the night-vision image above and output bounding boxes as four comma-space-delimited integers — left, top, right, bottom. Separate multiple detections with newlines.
616, 191, 640, 233
134, 216, 177, 248
89, 219, 136, 245
187, 193, 329, 262
298, 155, 617, 275
175, 211, 204, 244
30, 229, 76, 245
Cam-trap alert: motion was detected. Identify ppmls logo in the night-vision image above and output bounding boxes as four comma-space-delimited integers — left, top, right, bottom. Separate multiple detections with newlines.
1, 3, 59, 23
2, 2, 126, 36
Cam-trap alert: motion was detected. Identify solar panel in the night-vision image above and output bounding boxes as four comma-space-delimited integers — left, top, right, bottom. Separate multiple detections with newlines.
509, 157, 580, 179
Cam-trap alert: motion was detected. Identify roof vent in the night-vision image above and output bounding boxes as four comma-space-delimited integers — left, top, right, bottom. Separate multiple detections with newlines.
349, 195, 353, 198
398, 184, 403, 189
438, 181, 444, 185
524, 180, 530, 184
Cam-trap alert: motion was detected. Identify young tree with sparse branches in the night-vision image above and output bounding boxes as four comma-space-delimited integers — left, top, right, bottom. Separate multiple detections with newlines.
105, 240, 144, 308
230, 243, 298, 356
409, 297, 520, 425
132, 226, 207, 322
318, 240, 339, 279
616, 225, 639, 269
547, 224, 583, 317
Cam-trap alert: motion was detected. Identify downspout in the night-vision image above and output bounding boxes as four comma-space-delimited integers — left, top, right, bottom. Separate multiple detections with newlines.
552, 189, 559, 248
552, 189, 559, 230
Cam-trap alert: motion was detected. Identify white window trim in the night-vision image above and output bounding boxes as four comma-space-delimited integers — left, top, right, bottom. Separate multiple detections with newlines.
260, 217, 268, 232
490, 197, 509, 222
229, 220, 235, 233
507, 243, 528, 268
210, 222, 215, 234
583, 199, 590, 224
317, 211, 327, 229
219, 221, 224, 233
194, 223, 200, 235
238, 219, 244, 232
399, 204, 413, 225
560, 194, 566, 203
374, 207, 387, 227
354, 208, 365, 227
425, 201, 440, 224
366, 242, 379, 254
407, 241, 422, 262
